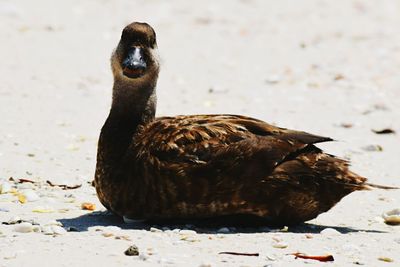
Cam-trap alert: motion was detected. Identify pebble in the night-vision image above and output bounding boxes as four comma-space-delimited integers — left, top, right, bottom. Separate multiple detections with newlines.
179, 229, 197, 235
378, 256, 393, 262
272, 242, 288, 249
382, 208, 400, 225
217, 227, 230, 234
150, 227, 162, 233
320, 228, 341, 236
124, 245, 139, 256
14, 222, 34, 233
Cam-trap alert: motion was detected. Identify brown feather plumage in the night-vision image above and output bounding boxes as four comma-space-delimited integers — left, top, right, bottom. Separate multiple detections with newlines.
95, 22, 398, 226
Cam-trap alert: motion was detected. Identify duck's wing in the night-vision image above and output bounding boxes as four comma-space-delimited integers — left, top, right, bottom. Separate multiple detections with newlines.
132, 114, 333, 180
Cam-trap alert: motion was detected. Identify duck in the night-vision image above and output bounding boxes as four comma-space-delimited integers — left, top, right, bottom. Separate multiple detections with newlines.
95, 22, 397, 225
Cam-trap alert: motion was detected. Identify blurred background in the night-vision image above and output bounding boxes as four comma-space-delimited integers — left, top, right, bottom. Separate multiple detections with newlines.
1, 0, 399, 188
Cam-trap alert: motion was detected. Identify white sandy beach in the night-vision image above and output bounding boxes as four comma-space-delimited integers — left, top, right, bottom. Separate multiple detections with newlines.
0, 0, 399, 266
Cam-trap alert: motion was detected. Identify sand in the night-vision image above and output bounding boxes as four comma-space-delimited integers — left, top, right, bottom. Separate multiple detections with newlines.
0, 0, 399, 266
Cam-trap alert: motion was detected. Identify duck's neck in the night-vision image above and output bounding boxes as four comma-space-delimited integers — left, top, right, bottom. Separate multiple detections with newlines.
97, 75, 157, 171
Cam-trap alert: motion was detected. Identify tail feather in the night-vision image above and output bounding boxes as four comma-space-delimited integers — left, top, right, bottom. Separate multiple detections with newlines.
363, 183, 399, 190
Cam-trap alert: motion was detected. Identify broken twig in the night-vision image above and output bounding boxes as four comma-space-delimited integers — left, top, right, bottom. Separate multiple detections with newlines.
219, 252, 259, 257
46, 180, 82, 190
291, 253, 334, 262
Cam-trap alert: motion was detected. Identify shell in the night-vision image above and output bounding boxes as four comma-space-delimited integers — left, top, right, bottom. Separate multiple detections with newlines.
14, 222, 33, 233
382, 208, 400, 225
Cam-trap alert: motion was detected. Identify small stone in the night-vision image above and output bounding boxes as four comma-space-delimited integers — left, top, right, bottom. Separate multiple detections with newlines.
217, 227, 230, 233
102, 232, 114, 237
378, 257, 393, 262
124, 245, 139, 256
14, 222, 33, 233
179, 229, 197, 235
265, 254, 277, 261
272, 242, 288, 249
382, 208, 400, 225
81, 202, 96, 211
320, 228, 341, 236
150, 227, 162, 232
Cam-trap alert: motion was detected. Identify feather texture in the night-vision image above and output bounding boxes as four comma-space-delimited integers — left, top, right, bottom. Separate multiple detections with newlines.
95, 22, 397, 226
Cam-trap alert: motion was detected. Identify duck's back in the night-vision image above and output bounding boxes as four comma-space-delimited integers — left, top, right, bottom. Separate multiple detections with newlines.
122, 114, 366, 224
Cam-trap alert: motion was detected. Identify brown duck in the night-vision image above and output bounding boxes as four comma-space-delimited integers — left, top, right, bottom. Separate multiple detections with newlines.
95, 22, 397, 225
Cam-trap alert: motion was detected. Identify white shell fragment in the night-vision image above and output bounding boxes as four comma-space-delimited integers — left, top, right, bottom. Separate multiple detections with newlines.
382, 208, 400, 225
320, 228, 341, 235
14, 222, 34, 233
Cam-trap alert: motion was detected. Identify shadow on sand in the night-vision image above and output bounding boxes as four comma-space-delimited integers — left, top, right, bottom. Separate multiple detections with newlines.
59, 211, 385, 234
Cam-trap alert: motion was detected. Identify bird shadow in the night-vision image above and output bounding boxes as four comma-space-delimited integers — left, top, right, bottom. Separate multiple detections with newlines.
58, 211, 386, 234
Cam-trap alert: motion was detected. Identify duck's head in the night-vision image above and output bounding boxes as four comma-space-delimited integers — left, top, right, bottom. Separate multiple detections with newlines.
111, 22, 159, 81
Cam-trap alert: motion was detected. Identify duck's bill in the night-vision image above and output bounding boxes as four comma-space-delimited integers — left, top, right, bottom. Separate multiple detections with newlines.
122, 47, 147, 78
